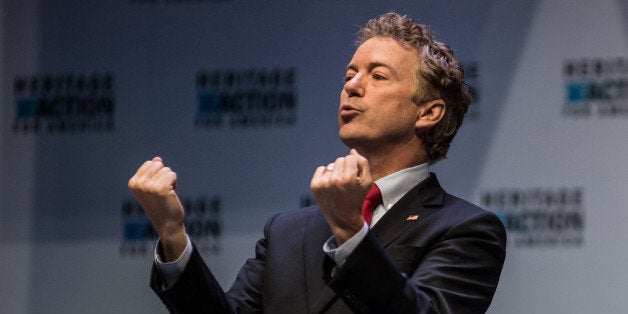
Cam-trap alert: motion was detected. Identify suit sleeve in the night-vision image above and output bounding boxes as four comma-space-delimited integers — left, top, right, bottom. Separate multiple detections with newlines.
326, 210, 507, 313
150, 245, 236, 313
150, 215, 278, 314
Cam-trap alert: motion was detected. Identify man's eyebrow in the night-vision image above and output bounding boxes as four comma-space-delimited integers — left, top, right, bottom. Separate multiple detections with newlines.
346, 62, 397, 76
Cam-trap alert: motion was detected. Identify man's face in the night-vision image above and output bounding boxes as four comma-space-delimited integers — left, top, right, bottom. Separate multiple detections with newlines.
338, 37, 421, 152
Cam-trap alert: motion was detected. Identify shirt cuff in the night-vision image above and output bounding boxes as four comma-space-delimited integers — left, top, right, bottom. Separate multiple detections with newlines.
154, 235, 193, 289
323, 223, 369, 267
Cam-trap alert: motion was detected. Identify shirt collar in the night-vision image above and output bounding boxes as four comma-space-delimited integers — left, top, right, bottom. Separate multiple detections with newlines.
375, 163, 430, 211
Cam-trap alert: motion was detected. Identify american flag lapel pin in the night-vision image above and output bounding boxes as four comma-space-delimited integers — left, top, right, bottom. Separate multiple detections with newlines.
406, 214, 419, 221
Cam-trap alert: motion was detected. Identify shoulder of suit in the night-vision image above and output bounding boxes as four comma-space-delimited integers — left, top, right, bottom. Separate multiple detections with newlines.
266, 205, 325, 226
440, 192, 501, 223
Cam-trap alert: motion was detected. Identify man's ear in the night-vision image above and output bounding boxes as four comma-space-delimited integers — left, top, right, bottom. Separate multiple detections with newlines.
415, 99, 446, 131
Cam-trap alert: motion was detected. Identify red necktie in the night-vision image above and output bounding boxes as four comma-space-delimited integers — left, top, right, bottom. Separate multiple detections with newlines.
362, 184, 382, 225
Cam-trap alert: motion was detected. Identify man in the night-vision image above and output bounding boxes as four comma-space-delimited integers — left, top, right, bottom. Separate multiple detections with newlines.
129, 12, 506, 313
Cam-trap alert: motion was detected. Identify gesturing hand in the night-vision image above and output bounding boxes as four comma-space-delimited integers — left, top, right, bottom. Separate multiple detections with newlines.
310, 149, 373, 245
128, 157, 187, 261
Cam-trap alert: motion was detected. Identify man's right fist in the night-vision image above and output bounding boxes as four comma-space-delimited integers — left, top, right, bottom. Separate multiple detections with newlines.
128, 157, 187, 261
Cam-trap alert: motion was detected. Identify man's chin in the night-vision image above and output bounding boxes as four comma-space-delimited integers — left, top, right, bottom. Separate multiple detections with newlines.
339, 132, 366, 150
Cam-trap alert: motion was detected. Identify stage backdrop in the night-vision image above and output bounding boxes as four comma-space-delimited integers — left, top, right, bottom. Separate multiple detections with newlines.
2, 0, 628, 313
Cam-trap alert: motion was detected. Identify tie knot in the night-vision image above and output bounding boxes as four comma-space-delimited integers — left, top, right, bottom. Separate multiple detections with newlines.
365, 184, 382, 204
362, 184, 382, 225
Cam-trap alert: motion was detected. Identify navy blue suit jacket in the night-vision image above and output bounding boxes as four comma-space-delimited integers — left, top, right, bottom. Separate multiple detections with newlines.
151, 174, 507, 313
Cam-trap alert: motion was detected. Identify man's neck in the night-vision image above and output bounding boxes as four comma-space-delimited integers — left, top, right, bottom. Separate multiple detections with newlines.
362, 145, 428, 181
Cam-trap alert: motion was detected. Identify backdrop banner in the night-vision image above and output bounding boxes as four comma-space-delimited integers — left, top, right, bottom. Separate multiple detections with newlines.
1, 0, 627, 313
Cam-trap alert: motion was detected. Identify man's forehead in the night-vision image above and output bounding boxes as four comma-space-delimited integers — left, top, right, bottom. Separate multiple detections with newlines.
347, 38, 419, 71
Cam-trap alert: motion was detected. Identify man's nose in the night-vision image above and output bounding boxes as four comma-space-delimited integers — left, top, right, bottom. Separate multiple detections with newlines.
344, 74, 364, 97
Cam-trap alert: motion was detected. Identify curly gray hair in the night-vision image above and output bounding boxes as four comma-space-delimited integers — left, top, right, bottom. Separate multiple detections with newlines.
356, 12, 472, 164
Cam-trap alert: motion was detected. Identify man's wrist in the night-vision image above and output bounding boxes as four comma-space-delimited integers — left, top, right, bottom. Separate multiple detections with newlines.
331, 220, 365, 246
324, 223, 369, 267
159, 227, 188, 262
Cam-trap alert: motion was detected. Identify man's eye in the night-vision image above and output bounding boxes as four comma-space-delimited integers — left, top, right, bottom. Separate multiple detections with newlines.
373, 74, 386, 80
344, 75, 354, 82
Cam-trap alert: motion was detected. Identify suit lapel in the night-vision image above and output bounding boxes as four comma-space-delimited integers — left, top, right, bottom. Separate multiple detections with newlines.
371, 173, 445, 247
